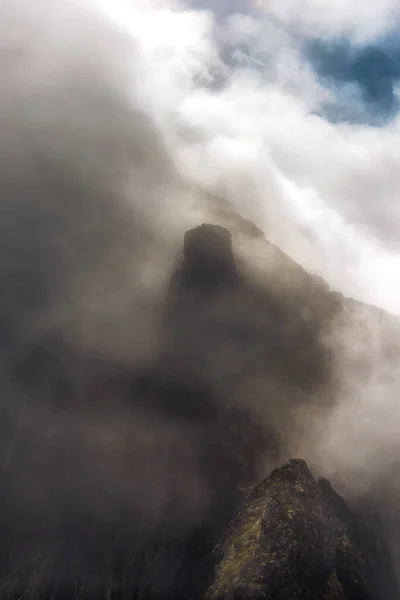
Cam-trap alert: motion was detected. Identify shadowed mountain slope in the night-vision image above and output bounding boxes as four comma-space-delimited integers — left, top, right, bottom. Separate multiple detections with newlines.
0, 216, 398, 598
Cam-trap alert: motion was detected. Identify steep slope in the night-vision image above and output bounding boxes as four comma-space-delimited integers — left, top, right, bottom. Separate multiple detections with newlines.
205, 459, 399, 600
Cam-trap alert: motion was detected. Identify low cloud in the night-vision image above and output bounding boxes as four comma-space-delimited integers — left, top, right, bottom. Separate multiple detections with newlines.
0, 0, 400, 595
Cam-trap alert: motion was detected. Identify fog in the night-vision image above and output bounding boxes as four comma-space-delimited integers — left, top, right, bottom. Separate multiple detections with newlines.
0, 0, 399, 597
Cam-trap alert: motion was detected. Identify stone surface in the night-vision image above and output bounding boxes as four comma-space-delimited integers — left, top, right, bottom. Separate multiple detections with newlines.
204, 459, 399, 600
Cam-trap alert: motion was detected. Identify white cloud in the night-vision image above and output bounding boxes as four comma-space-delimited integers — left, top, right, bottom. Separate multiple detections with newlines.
2, 0, 400, 349
81, 0, 400, 316
256, 0, 400, 42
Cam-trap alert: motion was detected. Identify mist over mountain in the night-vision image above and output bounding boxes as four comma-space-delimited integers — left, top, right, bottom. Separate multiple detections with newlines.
0, 207, 398, 598
0, 0, 400, 597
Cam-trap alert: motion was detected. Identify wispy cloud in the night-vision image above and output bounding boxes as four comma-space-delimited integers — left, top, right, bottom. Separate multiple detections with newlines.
98, 0, 400, 314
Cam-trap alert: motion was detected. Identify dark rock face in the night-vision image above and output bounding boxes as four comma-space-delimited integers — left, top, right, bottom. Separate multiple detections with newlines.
204, 459, 399, 600
176, 224, 239, 292
183, 225, 234, 269
164, 222, 336, 395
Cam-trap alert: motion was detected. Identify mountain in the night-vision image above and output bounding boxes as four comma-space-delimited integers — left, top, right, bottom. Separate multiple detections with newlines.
0, 213, 398, 598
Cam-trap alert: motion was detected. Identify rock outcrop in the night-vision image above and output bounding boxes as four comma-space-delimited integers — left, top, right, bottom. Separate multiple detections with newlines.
205, 459, 399, 600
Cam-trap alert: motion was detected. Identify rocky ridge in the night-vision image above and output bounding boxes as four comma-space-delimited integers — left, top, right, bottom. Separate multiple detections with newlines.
205, 459, 399, 600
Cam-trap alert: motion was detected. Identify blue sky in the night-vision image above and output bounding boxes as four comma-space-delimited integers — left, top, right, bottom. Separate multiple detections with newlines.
192, 0, 400, 126
305, 35, 400, 125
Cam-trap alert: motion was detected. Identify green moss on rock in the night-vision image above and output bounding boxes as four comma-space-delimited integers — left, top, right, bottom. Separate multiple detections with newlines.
204, 459, 398, 600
